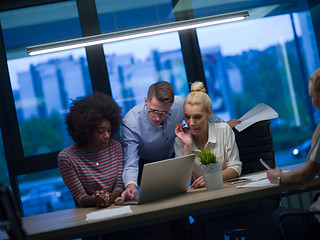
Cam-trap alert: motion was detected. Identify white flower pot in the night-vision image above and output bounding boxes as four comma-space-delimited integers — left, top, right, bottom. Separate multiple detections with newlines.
200, 162, 223, 191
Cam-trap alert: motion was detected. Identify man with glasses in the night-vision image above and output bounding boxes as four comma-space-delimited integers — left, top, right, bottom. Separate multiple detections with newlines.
117, 81, 238, 202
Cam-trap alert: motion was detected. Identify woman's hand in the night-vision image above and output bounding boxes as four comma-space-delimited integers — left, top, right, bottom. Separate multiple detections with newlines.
191, 176, 205, 189
92, 190, 111, 208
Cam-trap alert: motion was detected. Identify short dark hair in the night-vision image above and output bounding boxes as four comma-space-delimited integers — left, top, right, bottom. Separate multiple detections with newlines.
65, 93, 122, 147
147, 81, 174, 104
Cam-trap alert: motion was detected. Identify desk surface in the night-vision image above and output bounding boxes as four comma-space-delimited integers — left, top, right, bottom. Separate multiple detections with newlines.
10, 171, 320, 240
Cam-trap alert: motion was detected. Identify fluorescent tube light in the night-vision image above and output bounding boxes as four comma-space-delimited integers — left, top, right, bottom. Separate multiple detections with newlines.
27, 10, 249, 56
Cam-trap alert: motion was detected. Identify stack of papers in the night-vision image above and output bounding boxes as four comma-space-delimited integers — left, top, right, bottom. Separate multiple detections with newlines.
235, 103, 279, 132
85, 206, 132, 222
237, 178, 277, 188
236, 172, 275, 188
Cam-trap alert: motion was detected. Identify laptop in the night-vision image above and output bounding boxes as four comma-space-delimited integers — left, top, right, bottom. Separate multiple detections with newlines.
117, 154, 195, 205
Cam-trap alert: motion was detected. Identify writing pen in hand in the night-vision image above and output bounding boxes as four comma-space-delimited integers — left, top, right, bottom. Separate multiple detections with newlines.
260, 158, 272, 170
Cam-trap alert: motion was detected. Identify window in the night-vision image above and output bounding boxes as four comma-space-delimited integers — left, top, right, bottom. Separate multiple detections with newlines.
103, 33, 189, 115
0, 1, 90, 216
7, 50, 91, 156
96, 0, 175, 33
96, 0, 185, 115
1, 2, 92, 157
18, 169, 74, 217
197, 13, 320, 166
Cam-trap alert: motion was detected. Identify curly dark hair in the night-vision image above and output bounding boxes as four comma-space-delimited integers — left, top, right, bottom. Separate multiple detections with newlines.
65, 93, 122, 147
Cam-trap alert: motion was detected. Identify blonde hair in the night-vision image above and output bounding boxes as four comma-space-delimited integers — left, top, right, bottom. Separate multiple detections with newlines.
184, 82, 212, 112
310, 68, 320, 97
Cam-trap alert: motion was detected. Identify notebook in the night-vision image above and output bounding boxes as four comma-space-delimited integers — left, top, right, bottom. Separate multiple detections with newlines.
117, 154, 195, 205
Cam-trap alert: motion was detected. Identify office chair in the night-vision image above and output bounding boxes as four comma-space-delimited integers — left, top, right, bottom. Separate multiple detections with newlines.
0, 183, 29, 240
278, 210, 320, 240
224, 120, 276, 240
233, 120, 275, 174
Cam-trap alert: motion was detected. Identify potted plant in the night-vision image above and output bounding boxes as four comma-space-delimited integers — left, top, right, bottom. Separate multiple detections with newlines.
196, 148, 223, 190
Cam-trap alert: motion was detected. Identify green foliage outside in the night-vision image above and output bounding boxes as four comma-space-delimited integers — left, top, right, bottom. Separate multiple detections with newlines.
0, 111, 71, 185
19, 111, 66, 156
195, 148, 217, 165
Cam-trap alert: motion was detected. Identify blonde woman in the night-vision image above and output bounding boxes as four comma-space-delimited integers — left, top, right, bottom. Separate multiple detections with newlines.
174, 82, 242, 188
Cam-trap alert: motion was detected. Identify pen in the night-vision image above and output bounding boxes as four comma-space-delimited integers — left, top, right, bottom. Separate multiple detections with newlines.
260, 158, 271, 170
230, 178, 250, 184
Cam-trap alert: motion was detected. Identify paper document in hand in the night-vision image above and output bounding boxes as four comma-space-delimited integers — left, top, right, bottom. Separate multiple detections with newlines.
234, 103, 278, 132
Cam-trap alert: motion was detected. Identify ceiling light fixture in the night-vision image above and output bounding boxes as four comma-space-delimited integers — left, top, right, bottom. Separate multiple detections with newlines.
27, 10, 249, 56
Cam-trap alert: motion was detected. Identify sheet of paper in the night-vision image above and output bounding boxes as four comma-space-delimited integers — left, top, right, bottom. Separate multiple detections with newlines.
237, 178, 277, 188
237, 170, 289, 188
85, 206, 132, 222
246, 172, 267, 181
234, 103, 279, 132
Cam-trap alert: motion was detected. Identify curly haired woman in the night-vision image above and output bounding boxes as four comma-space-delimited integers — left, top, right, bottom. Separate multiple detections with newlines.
58, 93, 124, 208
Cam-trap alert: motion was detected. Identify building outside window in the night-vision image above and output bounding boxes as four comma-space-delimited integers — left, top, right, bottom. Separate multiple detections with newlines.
103, 33, 190, 115
197, 12, 320, 167
0, 1, 90, 216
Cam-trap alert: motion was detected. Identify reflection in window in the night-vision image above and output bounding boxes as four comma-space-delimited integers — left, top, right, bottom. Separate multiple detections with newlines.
96, 0, 175, 33
18, 169, 74, 216
103, 32, 189, 115
197, 13, 320, 166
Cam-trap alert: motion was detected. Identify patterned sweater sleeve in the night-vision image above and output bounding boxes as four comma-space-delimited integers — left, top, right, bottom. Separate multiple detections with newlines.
58, 150, 87, 205
113, 142, 125, 192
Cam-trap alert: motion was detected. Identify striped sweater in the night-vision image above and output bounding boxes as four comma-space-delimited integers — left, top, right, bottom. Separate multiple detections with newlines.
58, 139, 124, 205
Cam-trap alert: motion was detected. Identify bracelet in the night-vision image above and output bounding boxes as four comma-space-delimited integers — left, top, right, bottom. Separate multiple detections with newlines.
277, 172, 282, 184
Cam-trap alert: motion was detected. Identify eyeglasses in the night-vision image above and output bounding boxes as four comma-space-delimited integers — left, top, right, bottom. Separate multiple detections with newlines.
148, 109, 171, 117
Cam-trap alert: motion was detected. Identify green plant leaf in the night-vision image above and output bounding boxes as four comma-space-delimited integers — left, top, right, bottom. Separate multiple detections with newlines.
195, 148, 217, 165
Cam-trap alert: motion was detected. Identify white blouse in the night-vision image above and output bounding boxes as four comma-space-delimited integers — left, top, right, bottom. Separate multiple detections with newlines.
174, 122, 242, 180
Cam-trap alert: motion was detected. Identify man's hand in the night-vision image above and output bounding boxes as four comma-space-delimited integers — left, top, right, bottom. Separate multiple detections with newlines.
191, 176, 205, 189
227, 119, 241, 128
267, 167, 282, 184
115, 184, 138, 203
